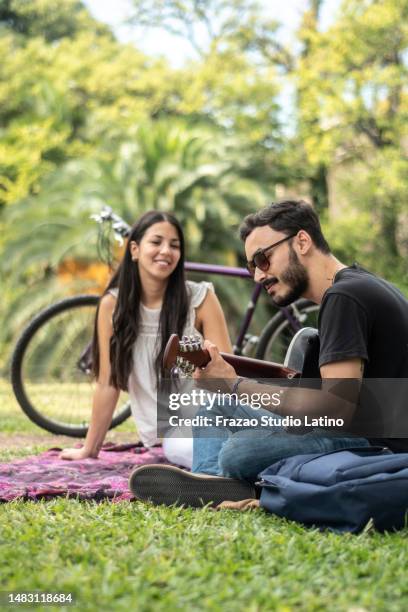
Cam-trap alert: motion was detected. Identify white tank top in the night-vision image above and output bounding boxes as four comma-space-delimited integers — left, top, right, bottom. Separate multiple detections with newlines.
110, 281, 213, 446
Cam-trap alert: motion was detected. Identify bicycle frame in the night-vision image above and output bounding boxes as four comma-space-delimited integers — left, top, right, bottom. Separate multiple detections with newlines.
184, 262, 302, 355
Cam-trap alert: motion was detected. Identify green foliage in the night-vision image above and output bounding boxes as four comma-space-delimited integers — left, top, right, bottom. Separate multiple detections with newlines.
0, 2, 181, 207
1, 0, 408, 363
0, 0, 108, 40
0, 119, 268, 365
2, 119, 266, 267
296, 0, 408, 166
289, 0, 408, 298
130, 0, 286, 153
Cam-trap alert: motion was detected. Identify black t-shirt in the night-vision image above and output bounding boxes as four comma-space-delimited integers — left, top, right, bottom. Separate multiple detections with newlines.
318, 264, 408, 452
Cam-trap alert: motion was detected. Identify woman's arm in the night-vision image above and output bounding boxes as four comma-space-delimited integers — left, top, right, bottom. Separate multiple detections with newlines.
60, 294, 120, 460
195, 289, 232, 353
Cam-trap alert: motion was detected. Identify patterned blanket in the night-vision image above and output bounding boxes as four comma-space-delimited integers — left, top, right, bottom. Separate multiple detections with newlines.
0, 443, 169, 502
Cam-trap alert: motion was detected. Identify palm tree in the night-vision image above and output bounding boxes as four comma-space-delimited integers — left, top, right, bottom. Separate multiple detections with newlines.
1, 119, 267, 364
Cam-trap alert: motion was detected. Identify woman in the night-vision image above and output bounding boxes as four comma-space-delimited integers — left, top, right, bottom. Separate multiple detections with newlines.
61, 210, 231, 467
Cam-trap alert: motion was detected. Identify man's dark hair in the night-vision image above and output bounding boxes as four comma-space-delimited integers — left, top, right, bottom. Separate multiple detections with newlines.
239, 200, 331, 254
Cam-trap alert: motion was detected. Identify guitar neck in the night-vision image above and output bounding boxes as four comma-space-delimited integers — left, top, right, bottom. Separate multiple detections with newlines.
219, 352, 298, 379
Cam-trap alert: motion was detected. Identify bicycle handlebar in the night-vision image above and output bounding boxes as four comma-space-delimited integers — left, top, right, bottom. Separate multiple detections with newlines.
90, 206, 131, 239
90, 206, 251, 279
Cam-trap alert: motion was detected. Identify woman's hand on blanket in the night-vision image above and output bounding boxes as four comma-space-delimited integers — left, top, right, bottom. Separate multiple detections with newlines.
60, 447, 97, 461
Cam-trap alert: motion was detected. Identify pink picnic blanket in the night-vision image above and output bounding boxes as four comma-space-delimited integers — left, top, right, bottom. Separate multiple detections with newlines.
0, 443, 171, 502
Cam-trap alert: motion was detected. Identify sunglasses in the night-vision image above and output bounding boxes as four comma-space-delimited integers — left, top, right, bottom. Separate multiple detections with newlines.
246, 234, 297, 276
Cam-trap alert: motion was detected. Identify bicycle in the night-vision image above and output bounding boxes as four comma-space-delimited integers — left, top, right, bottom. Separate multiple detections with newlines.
11, 208, 319, 437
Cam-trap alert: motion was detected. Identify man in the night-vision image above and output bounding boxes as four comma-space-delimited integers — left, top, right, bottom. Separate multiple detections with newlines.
129, 200, 408, 507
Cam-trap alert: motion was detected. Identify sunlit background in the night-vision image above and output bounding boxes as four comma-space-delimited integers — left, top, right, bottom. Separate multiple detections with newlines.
2, 0, 407, 374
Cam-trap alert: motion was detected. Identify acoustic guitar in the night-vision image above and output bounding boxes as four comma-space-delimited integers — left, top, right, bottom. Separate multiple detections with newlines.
163, 334, 299, 379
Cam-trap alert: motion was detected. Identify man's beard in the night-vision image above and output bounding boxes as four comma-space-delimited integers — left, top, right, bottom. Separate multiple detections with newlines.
269, 247, 309, 307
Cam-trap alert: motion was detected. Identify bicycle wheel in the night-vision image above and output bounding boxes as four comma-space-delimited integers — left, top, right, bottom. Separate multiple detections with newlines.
255, 299, 319, 365
11, 295, 131, 437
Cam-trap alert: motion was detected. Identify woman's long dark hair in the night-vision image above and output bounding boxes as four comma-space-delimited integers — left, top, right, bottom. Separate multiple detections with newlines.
91, 211, 188, 391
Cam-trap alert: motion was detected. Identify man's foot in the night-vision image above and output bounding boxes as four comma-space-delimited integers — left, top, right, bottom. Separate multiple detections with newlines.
129, 464, 256, 508
216, 499, 260, 511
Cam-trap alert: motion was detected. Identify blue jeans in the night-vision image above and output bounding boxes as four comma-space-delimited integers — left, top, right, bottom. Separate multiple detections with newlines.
192, 400, 370, 482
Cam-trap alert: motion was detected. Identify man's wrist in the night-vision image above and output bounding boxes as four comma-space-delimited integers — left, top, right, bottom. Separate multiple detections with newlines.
230, 377, 245, 395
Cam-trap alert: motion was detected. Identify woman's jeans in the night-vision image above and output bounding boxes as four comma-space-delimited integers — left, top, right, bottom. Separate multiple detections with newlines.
191, 400, 370, 483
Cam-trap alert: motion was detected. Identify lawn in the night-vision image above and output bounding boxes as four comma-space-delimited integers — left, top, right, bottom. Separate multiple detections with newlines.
0, 379, 407, 611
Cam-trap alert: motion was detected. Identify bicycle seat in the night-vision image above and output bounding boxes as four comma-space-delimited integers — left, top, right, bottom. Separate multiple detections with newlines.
284, 327, 320, 378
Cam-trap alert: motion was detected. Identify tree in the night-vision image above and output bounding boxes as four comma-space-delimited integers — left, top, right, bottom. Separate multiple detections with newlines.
3, 119, 266, 268
0, 0, 180, 207
295, 0, 408, 280
0, 0, 108, 41
129, 0, 286, 162
1, 119, 267, 363
129, 0, 287, 63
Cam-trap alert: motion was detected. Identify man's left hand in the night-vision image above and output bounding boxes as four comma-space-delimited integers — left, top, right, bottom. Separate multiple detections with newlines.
193, 340, 237, 391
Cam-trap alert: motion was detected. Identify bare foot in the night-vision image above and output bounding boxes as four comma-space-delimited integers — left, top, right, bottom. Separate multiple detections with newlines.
216, 499, 260, 511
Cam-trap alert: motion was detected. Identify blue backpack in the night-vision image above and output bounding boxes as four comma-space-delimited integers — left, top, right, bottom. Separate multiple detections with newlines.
258, 447, 408, 533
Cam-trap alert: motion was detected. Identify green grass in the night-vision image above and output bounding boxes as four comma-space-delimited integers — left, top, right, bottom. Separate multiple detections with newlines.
0, 378, 44, 435
1, 379, 408, 611
0, 379, 134, 436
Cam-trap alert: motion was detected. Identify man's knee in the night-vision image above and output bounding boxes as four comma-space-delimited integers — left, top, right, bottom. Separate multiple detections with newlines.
218, 433, 260, 481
